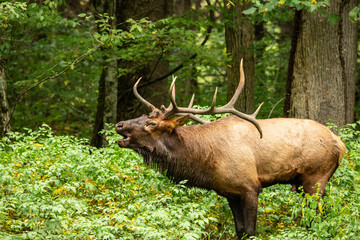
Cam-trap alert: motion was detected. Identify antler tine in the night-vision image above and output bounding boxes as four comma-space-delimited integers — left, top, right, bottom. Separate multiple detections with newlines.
170, 76, 177, 99
188, 94, 195, 108
209, 87, 218, 112
252, 102, 264, 118
160, 76, 178, 117
186, 93, 211, 124
169, 76, 178, 109
133, 77, 158, 112
224, 58, 245, 108
227, 108, 263, 138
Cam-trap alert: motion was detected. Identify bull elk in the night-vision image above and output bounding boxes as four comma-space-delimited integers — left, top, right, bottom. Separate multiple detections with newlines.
115, 60, 346, 239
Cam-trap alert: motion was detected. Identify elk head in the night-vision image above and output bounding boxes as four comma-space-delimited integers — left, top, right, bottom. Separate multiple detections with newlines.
116, 59, 263, 151
116, 111, 189, 151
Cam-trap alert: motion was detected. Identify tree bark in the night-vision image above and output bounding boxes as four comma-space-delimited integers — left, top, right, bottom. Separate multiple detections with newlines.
0, 61, 11, 137
176, 0, 199, 103
284, 10, 302, 117
116, 0, 172, 121
91, 0, 173, 147
91, 0, 119, 147
286, 0, 357, 128
0, 24, 11, 137
91, 56, 118, 147
224, 0, 255, 114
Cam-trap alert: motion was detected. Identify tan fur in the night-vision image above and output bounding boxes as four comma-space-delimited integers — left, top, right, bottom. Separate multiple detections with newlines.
116, 114, 346, 238
162, 116, 345, 196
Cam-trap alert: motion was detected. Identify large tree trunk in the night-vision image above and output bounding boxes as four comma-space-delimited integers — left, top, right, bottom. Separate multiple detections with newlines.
285, 0, 357, 128
116, 0, 172, 122
224, 0, 255, 113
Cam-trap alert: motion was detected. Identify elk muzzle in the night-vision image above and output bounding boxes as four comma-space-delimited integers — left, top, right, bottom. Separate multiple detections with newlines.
115, 121, 131, 148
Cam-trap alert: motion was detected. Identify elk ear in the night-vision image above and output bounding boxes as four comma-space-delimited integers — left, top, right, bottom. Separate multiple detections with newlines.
172, 115, 189, 128
165, 115, 189, 133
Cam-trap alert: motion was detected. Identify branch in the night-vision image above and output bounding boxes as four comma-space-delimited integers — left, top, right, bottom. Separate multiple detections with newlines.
267, 97, 285, 119
6, 40, 104, 128
17, 42, 104, 97
137, 0, 215, 89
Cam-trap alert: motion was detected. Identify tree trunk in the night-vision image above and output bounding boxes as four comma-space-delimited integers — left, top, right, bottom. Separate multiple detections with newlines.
0, 60, 11, 137
91, 0, 173, 147
285, 0, 357, 128
175, 0, 199, 103
117, 59, 169, 120
224, 0, 255, 113
91, 0, 118, 147
0, 22, 11, 137
91, 57, 118, 147
116, 0, 172, 121
284, 10, 302, 118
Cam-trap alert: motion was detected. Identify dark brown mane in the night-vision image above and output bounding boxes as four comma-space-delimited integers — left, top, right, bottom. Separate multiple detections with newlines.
137, 124, 216, 189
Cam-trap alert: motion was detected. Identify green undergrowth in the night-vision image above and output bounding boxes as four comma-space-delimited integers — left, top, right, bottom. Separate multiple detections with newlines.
0, 122, 360, 239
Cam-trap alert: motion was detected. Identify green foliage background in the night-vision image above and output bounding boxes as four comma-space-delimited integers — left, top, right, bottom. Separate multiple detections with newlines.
0, 122, 360, 239
1, 1, 359, 137
1, 1, 360, 239
0, 0, 296, 138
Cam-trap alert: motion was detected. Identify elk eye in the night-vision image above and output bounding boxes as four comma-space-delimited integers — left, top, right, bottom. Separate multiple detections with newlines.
146, 122, 157, 127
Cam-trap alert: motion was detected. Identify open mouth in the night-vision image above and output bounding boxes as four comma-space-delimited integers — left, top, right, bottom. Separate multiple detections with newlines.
117, 134, 130, 147
115, 123, 132, 148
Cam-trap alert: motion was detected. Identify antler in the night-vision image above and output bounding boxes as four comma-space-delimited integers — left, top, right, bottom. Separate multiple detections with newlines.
134, 77, 209, 124
162, 59, 263, 138
133, 59, 263, 138
133, 77, 159, 112
158, 76, 209, 124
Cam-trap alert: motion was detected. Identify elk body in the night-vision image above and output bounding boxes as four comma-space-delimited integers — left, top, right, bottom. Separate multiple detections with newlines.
115, 61, 346, 239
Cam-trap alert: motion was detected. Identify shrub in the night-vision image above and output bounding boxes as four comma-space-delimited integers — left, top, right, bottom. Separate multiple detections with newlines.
0, 122, 359, 239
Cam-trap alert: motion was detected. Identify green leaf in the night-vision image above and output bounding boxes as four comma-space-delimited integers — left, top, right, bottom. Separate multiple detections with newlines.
78, 13, 86, 18
349, 6, 359, 22
327, 14, 340, 25
100, 34, 109, 42
129, 23, 137, 32
243, 7, 257, 15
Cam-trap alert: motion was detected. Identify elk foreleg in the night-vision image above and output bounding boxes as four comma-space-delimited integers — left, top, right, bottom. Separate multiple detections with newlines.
227, 191, 258, 239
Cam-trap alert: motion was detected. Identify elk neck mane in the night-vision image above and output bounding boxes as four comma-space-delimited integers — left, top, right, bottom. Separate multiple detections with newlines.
136, 122, 221, 189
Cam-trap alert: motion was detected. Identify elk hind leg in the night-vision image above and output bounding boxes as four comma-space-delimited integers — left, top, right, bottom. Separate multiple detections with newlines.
302, 162, 339, 196
302, 173, 335, 196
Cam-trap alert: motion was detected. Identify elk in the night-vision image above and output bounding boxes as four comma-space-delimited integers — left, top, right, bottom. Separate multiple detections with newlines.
115, 60, 346, 239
